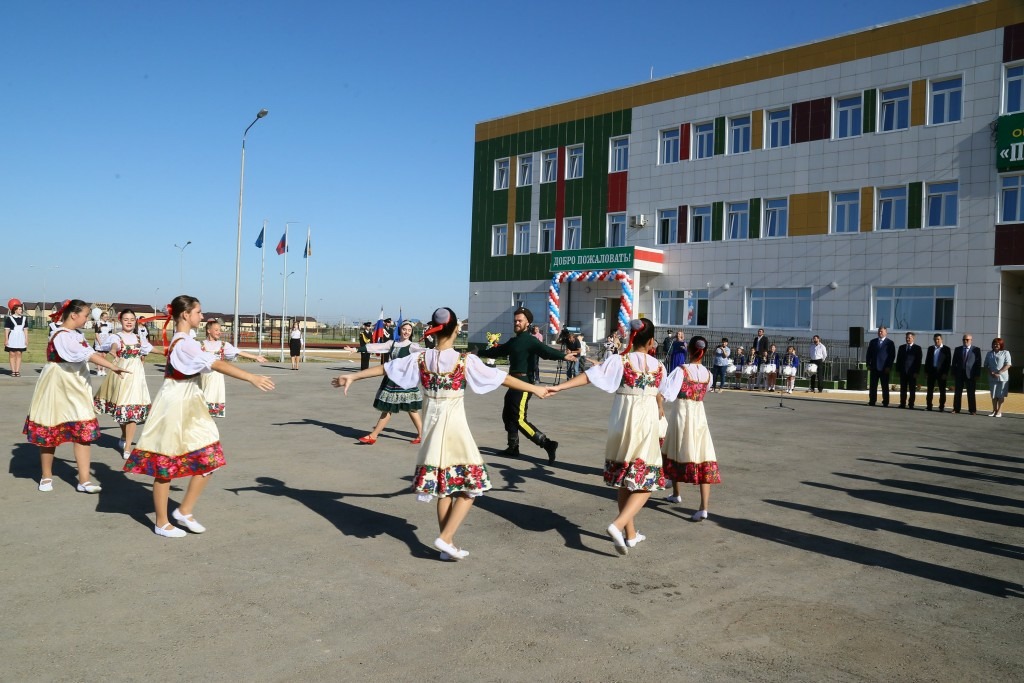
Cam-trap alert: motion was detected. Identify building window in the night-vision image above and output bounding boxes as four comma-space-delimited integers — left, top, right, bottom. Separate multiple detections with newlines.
727, 201, 748, 240
691, 205, 712, 243
566, 145, 584, 179
748, 287, 811, 330
659, 128, 680, 164
1001, 174, 1024, 222
926, 181, 958, 228
879, 86, 910, 132
492, 224, 507, 256
835, 95, 862, 139
541, 150, 557, 183
539, 220, 555, 253
514, 222, 531, 254
563, 217, 581, 250
832, 190, 860, 234
930, 77, 962, 125
517, 155, 533, 186
764, 198, 788, 238
608, 213, 626, 247
494, 158, 510, 190
1006, 64, 1024, 114
875, 286, 954, 332
729, 115, 751, 154
610, 136, 629, 172
694, 121, 715, 159
877, 186, 908, 231
657, 208, 678, 245
767, 108, 790, 148
655, 289, 709, 327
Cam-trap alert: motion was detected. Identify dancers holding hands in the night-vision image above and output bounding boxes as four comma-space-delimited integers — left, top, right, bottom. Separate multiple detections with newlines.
549, 318, 671, 556
333, 307, 551, 561
24, 299, 131, 493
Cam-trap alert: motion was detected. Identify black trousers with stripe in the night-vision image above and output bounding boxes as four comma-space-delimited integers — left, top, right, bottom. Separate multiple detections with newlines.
501, 387, 547, 449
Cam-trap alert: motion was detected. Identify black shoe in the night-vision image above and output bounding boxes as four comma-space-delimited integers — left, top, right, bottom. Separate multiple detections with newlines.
500, 447, 521, 458
926, 406, 932, 411
544, 440, 558, 464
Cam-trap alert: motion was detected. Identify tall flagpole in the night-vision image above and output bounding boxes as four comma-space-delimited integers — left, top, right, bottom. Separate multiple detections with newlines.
302, 225, 310, 363
281, 222, 289, 362
258, 218, 267, 357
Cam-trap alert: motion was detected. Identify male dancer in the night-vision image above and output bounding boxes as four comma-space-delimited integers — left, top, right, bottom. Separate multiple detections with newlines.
477, 308, 577, 463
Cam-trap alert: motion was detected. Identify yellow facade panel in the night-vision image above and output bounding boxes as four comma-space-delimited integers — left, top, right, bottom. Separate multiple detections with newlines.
911, 80, 927, 127
860, 188, 875, 233
789, 192, 830, 237
752, 110, 764, 151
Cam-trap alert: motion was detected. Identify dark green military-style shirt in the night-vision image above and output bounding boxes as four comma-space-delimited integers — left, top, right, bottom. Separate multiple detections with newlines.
477, 331, 568, 382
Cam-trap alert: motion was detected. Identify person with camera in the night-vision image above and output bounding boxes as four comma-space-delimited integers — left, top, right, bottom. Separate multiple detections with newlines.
564, 332, 582, 379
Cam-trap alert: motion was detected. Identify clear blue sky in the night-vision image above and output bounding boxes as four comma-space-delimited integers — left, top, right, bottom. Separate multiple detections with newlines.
0, 0, 957, 324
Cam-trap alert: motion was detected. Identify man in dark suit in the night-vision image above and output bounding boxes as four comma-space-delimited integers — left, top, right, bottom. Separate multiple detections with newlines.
751, 328, 770, 357
950, 333, 982, 415
866, 326, 896, 407
924, 333, 951, 412
895, 331, 923, 409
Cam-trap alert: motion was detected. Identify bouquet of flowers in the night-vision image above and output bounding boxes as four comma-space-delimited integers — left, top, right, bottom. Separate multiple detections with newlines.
484, 332, 501, 366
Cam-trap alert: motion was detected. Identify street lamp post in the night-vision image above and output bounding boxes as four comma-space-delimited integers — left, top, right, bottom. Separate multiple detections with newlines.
29, 264, 60, 319
233, 108, 269, 349
154, 287, 160, 314
280, 271, 295, 361
174, 241, 192, 291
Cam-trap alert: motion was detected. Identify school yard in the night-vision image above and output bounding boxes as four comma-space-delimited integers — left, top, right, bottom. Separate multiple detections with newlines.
1, 359, 1021, 682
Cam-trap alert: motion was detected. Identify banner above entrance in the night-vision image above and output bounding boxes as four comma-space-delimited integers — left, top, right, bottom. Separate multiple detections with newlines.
997, 112, 1024, 172
549, 246, 663, 273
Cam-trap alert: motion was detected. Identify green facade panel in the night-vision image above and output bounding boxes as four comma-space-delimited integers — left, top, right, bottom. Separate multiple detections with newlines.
714, 117, 726, 156
712, 201, 724, 241
749, 198, 761, 239
863, 89, 877, 134
908, 182, 923, 229
471, 110, 632, 282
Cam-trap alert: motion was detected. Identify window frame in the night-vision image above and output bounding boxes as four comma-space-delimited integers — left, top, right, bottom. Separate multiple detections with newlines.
540, 149, 558, 184
873, 286, 955, 333
747, 287, 812, 330
517, 154, 533, 187
766, 108, 791, 149
538, 219, 556, 253
656, 208, 679, 245
655, 289, 710, 327
513, 222, 531, 255
607, 213, 627, 248
729, 114, 751, 155
831, 190, 861, 234
659, 127, 680, 165
693, 121, 715, 159
834, 94, 863, 140
876, 186, 908, 231
726, 201, 749, 240
1000, 174, 1024, 223
879, 85, 910, 133
763, 197, 789, 239
563, 216, 582, 250
929, 75, 963, 126
491, 224, 508, 256
565, 144, 584, 180
690, 205, 712, 243
494, 158, 510, 190
925, 181, 958, 229
1005, 63, 1024, 114
609, 136, 629, 173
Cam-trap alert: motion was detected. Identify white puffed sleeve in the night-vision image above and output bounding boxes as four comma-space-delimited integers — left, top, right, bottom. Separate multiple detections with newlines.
365, 340, 395, 355
660, 366, 684, 402
465, 353, 507, 394
96, 334, 118, 353
383, 351, 423, 389
53, 330, 94, 363
222, 342, 240, 361
169, 335, 218, 375
584, 353, 625, 393
139, 335, 153, 356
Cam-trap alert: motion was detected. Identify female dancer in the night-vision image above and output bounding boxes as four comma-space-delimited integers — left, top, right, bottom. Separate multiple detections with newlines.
5, 299, 28, 377
732, 346, 746, 389
24, 300, 129, 493
199, 319, 267, 417
781, 345, 800, 394
550, 318, 670, 556
93, 309, 153, 458
333, 307, 548, 561
662, 336, 722, 520
124, 296, 274, 538
289, 319, 303, 370
763, 344, 781, 392
358, 320, 423, 445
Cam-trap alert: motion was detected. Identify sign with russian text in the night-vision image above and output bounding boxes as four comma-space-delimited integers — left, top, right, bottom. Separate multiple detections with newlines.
997, 113, 1024, 171
550, 247, 634, 272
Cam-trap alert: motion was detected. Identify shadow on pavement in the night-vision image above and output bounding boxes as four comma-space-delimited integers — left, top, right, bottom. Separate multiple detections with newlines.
890, 451, 1024, 475
836, 473, 1024, 509
859, 457, 1022, 486
475, 491, 614, 557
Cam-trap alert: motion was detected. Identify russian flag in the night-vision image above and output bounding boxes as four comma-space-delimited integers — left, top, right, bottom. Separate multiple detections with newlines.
371, 308, 386, 343
275, 232, 288, 255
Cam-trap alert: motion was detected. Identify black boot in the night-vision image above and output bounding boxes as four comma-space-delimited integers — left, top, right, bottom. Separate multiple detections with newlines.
536, 433, 557, 464
501, 432, 520, 457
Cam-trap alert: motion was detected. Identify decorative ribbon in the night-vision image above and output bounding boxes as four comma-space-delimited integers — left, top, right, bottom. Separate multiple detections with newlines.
49, 299, 71, 323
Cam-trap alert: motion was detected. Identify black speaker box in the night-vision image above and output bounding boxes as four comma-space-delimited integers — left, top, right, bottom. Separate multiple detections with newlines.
849, 326, 864, 348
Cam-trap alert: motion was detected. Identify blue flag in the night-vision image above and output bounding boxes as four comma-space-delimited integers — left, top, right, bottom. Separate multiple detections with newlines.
255, 227, 265, 248
393, 309, 403, 341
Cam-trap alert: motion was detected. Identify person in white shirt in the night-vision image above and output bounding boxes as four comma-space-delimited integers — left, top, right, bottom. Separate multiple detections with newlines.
807, 335, 827, 393
711, 338, 730, 393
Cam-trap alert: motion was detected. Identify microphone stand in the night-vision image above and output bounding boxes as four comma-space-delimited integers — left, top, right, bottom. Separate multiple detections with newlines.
766, 337, 796, 411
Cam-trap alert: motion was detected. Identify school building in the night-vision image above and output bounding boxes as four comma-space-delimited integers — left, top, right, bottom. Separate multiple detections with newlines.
467, 0, 1024, 362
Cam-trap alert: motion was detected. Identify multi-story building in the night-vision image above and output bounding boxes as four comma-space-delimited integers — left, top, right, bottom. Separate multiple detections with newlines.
468, 0, 1024, 367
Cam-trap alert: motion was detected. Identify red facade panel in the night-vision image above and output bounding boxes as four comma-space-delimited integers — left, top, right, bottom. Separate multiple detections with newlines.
607, 171, 627, 213
995, 223, 1024, 265
680, 123, 691, 161
1004, 23, 1024, 63
792, 97, 831, 143
678, 205, 688, 243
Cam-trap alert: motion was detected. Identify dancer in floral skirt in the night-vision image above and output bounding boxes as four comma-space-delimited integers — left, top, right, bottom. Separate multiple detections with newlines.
199, 319, 267, 418
93, 309, 153, 458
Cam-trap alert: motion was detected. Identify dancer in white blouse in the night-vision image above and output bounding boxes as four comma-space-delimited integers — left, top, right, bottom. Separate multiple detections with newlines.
333, 307, 550, 561
550, 318, 673, 556
199, 319, 267, 418
93, 309, 154, 458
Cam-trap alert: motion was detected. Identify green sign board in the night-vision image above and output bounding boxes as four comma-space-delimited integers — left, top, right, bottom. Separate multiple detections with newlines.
550, 246, 634, 272
996, 113, 1024, 171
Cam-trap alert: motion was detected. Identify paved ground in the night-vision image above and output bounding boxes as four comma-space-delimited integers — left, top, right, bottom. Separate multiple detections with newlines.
2, 359, 1021, 682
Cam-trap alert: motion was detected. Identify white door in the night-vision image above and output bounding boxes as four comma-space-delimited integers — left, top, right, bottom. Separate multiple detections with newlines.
593, 298, 607, 341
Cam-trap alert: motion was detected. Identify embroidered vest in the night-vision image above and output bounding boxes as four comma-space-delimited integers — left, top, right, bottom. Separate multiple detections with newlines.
418, 352, 466, 391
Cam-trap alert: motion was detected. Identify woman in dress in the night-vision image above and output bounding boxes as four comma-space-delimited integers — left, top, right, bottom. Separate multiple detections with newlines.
781, 345, 800, 394
5, 299, 28, 377
667, 330, 687, 372
124, 296, 275, 538
550, 318, 670, 556
23, 299, 129, 493
199, 319, 268, 418
732, 346, 746, 389
332, 307, 549, 561
289, 319, 303, 370
93, 309, 153, 458
662, 336, 722, 520
357, 321, 423, 445
984, 337, 1012, 418
763, 344, 781, 392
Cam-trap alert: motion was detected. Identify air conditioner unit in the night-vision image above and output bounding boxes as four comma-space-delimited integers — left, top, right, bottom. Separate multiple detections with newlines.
629, 214, 647, 228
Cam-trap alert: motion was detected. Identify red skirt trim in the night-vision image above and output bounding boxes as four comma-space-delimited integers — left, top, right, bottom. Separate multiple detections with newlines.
23, 417, 100, 447
124, 442, 226, 479
664, 459, 721, 484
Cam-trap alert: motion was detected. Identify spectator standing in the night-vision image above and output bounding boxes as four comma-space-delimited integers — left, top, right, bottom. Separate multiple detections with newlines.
807, 335, 827, 393
668, 330, 687, 372
751, 328, 770, 357
5, 299, 28, 377
358, 322, 373, 371
564, 332, 582, 379
924, 334, 951, 412
895, 332, 922, 409
662, 330, 674, 362
530, 325, 544, 383
984, 338, 1012, 418
951, 333, 982, 415
866, 326, 896, 407
711, 338, 730, 393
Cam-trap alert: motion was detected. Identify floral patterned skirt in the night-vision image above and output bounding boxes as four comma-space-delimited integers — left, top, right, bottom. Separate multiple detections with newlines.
93, 356, 150, 424
602, 392, 665, 491
412, 391, 491, 500
662, 397, 718, 484
124, 377, 225, 479
604, 458, 666, 491
24, 362, 100, 447
200, 371, 227, 418
663, 460, 721, 485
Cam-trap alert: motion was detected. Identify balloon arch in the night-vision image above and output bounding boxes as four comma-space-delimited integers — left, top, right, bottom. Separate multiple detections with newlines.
548, 269, 633, 337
